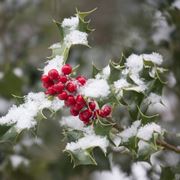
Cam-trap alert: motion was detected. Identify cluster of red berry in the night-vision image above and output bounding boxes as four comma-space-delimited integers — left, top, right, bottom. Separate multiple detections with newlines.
41, 64, 112, 124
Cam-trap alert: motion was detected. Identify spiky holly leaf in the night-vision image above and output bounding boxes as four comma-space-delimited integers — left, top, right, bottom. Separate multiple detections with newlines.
64, 129, 84, 142
66, 148, 97, 167
76, 8, 97, 33
92, 63, 101, 78
0, 125, 12, 138
94, 119, 113, 137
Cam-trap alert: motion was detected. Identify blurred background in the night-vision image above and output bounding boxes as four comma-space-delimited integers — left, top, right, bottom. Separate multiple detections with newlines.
0, 0, 180, 179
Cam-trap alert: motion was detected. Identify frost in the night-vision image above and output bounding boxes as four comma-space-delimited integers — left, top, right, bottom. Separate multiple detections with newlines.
0, 71, 4, 80
125, 54, 143, 74
138, 140, 150, 152
131, 162, 151, 180
64, 30, 88, 47
0, 92, 63, 131
10, 155, 29, 169
60, 116, 84, 130
137, 123, 162, 141
119, 120, 141, 142
172, 0, 180, 9
144, 93, 162, 105
49, 42, 61, 49
79, 79, 110, 98
66, 134, 109, 153
13, 68, 23, 77
143, 52, 163, 65
91, 166, 129, 180
96, 65, 110, 80
61, 16, 79, 31
50, 97, 64, 111
43, 55, 64, 75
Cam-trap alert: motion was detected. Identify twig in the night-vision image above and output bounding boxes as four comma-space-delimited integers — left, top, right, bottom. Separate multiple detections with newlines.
156, 139, 180, 154
107, 118, 180, 154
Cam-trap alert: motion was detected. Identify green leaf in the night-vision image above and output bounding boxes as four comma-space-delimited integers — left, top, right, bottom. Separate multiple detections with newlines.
76, 8, 97, 33
66, 149, 97, 167
2, 126, 18, 142
92, 63, 101, 78
109, 60, 121, 83
53, 19, 64, 39
0, 125, 12, 138
64, 129, 84, 142
0, 70, 23, 98
94, 119, 113, 137
160, 167, 175, 180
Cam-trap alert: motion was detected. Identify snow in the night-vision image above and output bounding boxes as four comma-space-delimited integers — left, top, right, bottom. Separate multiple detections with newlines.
96, 65, 111, 80
79, 79, 110, 98
143, 52, 163, 65
119, 120, 141, 142
64, 30, 88, 47
152, 11, 174, 44
131, 162, 151, 180
91, 166, 129, 180
49, 42, 61, 49
0, 71, 4, 80
13, 68, 23, 77
137, 123, 162, 141
66, 134, 109, 153
43, 55, 64, 75
10, 155, 29, 169
144, 93, 162, 105
0, 92, 64, 131
60, 116, 84, 130
61, 16, 79, 31
50, 97, 64, 111
125, 54, 143, 74
172, 0, 180, 9
0, 98, 12, 114
114, 79, 130, 91
138, 140, 150, 152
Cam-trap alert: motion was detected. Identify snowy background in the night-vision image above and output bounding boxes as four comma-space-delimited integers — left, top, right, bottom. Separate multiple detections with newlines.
0, 0, 180, 179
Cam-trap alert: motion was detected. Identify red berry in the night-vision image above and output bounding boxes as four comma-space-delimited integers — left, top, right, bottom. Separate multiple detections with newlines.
59, 75, 68, 83
65, 95, 76, 106
48, 69, 59, 80
70, 107, 79, 116
76, 76, 86, 85
42, 81, 54, 89
53, 82, 64, 93
41, 75, 50, 83
58, 91, 68, 100
76, 95, 86, 105
73, 103, 84, 111
62, 64, 72, 75
45, 86, 56, 95
89, 102, 96, 111
99, 105, 112, 117
66, 82, 77, 93
79, 109, 92, 123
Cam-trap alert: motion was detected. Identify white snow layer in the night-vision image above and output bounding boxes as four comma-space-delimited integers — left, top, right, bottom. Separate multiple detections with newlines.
10, 155, 29, 169
95, 65, 111, 80
65, 134, 109, 153
60, 116, 85, 130
79, 79, 110, 98
119, 120, 141, 142
61, 16, 79, 30
43, 55, 64, 75
143, 52, 163, 65
0, 92, 64, 131
137, 123, 162, 141
64, 30, 88, 47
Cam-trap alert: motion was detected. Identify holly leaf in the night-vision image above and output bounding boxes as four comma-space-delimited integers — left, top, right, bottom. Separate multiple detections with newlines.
64, 129, 84, 142
94, 119, 113, 137
66, 148, 97, 167
76, 8, 97, 33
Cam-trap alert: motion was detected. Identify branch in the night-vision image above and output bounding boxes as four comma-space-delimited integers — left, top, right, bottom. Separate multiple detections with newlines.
107, 118, 180, 154
156, 139, 180, 154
